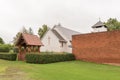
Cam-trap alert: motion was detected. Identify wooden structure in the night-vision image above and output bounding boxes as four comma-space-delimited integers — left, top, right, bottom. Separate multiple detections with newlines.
15, 33, 43, 61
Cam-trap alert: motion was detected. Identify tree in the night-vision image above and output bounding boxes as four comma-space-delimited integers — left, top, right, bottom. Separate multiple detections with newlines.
13, 32, 21, 44
105, 18, 120, 31
38, 24, 48, 38
21, 27, 28, 33
0, 37, 4, 44
13, 27, 34, 44
28, 27, 34, 35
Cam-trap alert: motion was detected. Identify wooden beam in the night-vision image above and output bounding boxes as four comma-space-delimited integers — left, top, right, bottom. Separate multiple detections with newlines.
38, 46, 40, 53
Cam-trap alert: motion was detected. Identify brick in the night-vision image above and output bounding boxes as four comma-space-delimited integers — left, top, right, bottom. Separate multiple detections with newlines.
72, 30, 120, 63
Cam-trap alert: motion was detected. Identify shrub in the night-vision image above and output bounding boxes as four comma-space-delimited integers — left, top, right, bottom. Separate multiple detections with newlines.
0, 44, 13, 52
25, 53, 75, 64
0, 53, 17, 61
13, 47, 19, 53
9, 50, 14, 54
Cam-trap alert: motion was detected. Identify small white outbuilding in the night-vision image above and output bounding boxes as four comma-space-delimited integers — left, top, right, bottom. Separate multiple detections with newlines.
92, 21, 108, 32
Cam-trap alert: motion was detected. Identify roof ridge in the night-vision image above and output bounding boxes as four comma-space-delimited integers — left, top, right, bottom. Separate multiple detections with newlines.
53, 24, 80, 33
22, 33, 38, 36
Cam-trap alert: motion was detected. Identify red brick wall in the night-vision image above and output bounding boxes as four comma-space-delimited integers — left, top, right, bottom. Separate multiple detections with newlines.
72, 30, 120, 63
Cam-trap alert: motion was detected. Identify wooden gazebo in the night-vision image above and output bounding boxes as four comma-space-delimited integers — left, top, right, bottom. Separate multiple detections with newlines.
15, 33, 43, 61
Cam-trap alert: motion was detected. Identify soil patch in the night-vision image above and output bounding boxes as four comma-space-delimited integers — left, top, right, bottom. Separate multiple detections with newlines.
0, 66, 30, 80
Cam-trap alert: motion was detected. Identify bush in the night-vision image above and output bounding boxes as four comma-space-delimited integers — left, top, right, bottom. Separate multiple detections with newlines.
9, 50, 14, 54
0, 53, 17, 61
0, 44, 13, 52
25, 53, 75, 64
13, 47, 19, 53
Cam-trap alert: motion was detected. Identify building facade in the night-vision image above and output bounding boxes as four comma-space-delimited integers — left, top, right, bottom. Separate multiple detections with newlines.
41, 24, 80, 53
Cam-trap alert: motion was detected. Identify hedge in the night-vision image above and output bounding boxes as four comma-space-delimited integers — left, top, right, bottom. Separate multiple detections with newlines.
0, 53, 17, 61
25, 53, 75, 64
0, 44, 13, 52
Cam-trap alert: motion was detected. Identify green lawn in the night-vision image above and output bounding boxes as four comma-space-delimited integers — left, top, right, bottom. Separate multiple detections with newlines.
0, 59, 120, 80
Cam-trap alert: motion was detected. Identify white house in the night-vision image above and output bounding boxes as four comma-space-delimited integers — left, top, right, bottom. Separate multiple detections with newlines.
41, 24, 80, 53
92, 21, 108, 32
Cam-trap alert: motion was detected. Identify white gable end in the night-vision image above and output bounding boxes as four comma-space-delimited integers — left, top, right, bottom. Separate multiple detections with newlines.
41, 30, 61, 52
93, 26, 107, 32
41, 24, 80, 53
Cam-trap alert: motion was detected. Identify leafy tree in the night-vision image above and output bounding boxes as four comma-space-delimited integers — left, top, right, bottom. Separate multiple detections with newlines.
0, 37, 4, 44
28, 27, 34, 35
38, 24, 48, 38
105, 18, 120, 31
13, 32, 21, 44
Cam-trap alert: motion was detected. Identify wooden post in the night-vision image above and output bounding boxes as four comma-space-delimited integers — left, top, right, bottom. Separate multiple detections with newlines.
30, 46, 32, 52
33, 46, 35, 52
18, 45, 21, 53
24, 46, 26, 54
27, 46, 30, 53
18, 45, 21, 61
38, 46, 40, 53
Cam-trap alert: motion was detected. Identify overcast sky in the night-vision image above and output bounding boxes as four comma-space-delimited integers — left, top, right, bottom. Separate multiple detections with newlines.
0, 0, 120, 43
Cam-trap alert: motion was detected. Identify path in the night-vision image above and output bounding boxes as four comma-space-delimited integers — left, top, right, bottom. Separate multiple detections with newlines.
0, 66, 30, 80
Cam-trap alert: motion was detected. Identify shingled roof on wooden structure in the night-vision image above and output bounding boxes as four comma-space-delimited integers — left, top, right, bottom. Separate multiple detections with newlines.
15, 33, 43, 46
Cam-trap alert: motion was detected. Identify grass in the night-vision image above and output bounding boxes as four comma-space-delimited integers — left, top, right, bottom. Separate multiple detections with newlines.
0, 52, 9, 54
0, 59, 120, 80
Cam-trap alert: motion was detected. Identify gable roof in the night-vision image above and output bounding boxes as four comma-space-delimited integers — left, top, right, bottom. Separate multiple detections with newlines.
92, 21, 107, 28
52, 24, 80, 41
15, 33, 43, 46
52, 29, 67, 42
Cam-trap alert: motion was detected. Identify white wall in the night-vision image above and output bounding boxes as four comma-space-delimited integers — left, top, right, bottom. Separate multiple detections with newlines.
67, 42, 72, 53
41, 30, 61, 52
53, 27, 72, 53
93, 26, 107, 32
41, 30, 72, 53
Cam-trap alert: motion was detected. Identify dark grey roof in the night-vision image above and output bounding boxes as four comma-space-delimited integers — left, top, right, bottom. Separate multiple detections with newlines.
52, 24, 80, 41
92, 21, 107, 28
51, 29, 67, 43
